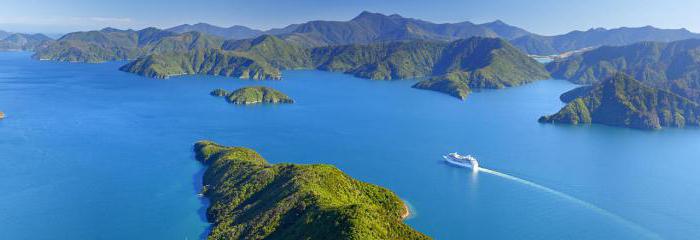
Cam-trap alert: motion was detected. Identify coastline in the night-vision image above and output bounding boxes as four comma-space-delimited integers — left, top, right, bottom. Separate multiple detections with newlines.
401, 202, 411, 220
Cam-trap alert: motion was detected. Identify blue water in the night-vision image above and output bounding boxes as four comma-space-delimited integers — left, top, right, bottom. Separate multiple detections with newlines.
2, 51, 700, 239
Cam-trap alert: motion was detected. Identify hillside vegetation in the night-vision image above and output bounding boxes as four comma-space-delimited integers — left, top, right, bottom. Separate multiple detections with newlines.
546, 39, 700, 102
194, 141, 429, 240
539, 74, 700, 129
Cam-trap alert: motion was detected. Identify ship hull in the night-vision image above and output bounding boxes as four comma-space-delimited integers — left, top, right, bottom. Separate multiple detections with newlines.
443, 155, 478, 170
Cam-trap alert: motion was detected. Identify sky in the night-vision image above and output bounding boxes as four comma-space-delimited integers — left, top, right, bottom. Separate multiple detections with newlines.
1, 0, 699, 36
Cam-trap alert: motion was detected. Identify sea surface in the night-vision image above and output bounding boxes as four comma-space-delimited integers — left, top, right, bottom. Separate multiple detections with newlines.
1, 51, 700, 239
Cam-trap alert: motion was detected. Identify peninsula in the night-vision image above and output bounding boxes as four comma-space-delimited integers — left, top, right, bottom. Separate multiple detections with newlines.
539, 74, 700, 129
546, 39, 700, 103
194, 141, 428, 239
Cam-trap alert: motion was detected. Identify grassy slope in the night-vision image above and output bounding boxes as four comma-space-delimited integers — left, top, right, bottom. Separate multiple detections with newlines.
194, 141, 429, 240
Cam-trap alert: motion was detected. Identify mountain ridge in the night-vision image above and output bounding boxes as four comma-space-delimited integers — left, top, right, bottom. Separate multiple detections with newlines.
546, 38, 700, 103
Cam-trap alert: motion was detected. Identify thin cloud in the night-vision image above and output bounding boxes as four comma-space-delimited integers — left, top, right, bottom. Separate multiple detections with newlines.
86, 17, 133, 23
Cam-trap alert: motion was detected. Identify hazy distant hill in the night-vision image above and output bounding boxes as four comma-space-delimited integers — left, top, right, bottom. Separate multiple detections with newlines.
0, 33, 53, 51
512, 26, 700, 55
33, 27, 223, 62
0, 30, 10, 40
276, 11, 533, 47
546, 39, 700, 102
166, 23, 263, 39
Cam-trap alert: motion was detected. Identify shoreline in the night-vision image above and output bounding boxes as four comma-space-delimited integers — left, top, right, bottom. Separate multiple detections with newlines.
401, 202, 411, 220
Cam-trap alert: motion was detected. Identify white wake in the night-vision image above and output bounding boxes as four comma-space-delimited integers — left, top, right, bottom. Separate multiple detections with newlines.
476, 167, 662, 239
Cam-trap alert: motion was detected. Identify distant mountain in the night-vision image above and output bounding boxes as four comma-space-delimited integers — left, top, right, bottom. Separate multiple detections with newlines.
480, 20, 532, 40
166, 23, 263, 39
277, 11, 532, 47
539, 74, 700, 129
264, 24, 301, 35
546, 39, 700, 102
0, 30, 10, 39
513, 26, 700, 55
0, 33, 53, 51
33, 27, 223, 62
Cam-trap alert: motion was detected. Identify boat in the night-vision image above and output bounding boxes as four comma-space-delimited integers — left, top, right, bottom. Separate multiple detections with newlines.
443, 152, 479, 171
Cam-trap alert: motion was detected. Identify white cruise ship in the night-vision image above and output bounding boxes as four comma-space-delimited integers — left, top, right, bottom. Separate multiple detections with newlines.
443, 152, 479, 171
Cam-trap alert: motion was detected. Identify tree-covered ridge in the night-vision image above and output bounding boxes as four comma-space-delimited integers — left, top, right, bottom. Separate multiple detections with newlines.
210, 86, 294, 104
121, 35, 549, 99
310, 40, 445, 80
539, 74, 700, 129
32, 28, 223, 63
310, 37, 549, 86
546, 39, 700, 103
408, 38, 551, 99
223, 35, 313, 69
194, 141, 429, 240
511, 26, 700, 55
119, 49, 280, 80
0, 33, 53, 51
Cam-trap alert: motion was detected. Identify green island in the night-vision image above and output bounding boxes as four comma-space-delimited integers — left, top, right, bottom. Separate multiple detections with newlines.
539, 74, 700, 129
546, 39, 700, 103
194, 141, 429, 240
210, 86, 294, 104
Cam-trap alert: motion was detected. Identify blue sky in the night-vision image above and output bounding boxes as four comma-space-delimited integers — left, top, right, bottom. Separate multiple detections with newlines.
1, 0, 699, 36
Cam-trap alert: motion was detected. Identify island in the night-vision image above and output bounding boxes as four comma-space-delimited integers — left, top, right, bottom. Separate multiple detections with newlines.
194, 141, 429, 239
211, 86, 294, 105
0, 111, 4, 120
209, 88, 229, 97
539, 74, 700, 129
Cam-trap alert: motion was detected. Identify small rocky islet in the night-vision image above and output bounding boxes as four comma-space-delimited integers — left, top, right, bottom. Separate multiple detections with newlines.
210, 86, 294, 105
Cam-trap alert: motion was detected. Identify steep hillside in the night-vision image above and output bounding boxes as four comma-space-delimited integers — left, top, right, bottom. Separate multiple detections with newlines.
119, 48, 280, 80
546, 39, 700, 102
539, 74, 700, 129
